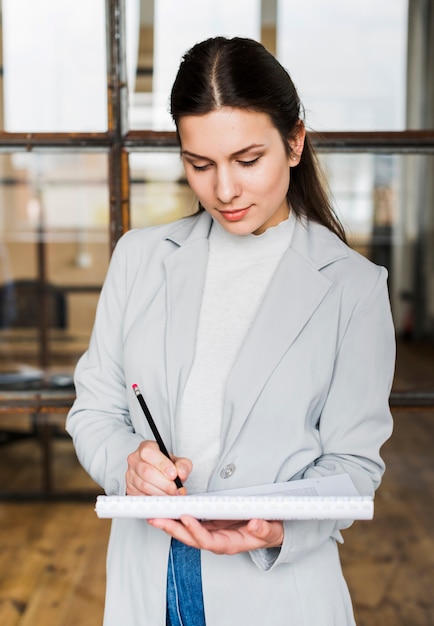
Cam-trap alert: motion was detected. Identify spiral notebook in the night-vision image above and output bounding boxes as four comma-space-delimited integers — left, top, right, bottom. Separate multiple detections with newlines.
95, 474, 374, 521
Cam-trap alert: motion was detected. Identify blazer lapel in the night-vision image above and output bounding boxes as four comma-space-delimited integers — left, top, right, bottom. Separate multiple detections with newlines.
163, 214, 211, 436
220, 218, 348, 454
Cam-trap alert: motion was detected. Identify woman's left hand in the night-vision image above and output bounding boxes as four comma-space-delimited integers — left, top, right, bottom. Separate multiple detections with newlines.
147, 516, 284, 554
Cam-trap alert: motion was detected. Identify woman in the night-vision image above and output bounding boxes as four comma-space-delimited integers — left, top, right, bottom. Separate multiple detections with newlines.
67, 37, 395, 625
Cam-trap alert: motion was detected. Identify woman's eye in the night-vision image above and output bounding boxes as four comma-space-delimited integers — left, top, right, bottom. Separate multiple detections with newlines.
190, 157, 260, 171
239, 157, 261, 167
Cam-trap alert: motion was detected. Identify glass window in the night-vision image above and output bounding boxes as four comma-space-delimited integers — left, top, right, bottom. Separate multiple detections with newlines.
319, 151, 434, 342
1, 0, 107, 132
0, 152, 109, 380
129, 151, 194, 228
276, 0, 408, 131
129, 0, 262, 130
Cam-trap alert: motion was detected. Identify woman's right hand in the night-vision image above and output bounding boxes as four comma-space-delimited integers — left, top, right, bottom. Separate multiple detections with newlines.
126, 440, 192, 496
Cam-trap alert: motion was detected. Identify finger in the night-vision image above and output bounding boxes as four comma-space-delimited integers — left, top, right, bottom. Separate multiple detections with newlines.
147, 517, 202, 548
126, 474, 176, 496
126, 440, 184, 495
127, 462, 181, 496
247, 519, 284, 547
185, 518, 281, 553
138, 441, 180, 482
173, 457, 193, 482
175, 516, 248, 554
247, 519, 267, 537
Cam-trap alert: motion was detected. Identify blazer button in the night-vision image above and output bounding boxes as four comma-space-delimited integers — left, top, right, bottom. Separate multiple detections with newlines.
220, 463, 236, 479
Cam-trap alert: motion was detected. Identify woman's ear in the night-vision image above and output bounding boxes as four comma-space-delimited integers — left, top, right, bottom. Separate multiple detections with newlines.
288, 121, 306, 166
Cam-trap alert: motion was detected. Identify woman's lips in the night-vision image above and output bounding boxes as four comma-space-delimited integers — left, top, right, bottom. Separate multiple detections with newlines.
219, 207, 251, 222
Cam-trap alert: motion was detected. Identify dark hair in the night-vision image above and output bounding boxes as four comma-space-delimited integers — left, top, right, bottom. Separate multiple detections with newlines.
170, 36, 346, 242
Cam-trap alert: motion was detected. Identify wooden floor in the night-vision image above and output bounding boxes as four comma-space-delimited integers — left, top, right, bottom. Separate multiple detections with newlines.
0, 341, 433, 625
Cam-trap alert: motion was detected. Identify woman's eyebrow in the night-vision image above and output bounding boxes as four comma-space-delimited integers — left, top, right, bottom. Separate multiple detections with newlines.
181, 144, 265, 160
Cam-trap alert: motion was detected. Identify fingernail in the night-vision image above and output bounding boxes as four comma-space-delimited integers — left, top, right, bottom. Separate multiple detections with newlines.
166, 467, 176, 479
148, 519, 162, 528
251, 520, 261, 533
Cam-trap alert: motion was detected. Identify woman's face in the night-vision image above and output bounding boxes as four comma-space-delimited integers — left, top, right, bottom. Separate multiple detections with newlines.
178, 107, 304, 236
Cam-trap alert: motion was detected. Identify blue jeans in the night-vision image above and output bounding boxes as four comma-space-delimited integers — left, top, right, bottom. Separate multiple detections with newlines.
166, 538, 206, 626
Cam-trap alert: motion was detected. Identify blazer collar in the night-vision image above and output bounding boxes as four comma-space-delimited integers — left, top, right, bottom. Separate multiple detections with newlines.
166, 211, 349, 269
290, 214, 349, 270
165, 210, 213, 247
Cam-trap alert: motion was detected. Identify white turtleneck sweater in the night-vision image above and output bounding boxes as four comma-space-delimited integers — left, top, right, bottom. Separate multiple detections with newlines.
177, 212, 296, 493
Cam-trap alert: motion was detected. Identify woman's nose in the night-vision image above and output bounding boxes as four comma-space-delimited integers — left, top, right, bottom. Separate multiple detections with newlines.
215, 167, 240, 204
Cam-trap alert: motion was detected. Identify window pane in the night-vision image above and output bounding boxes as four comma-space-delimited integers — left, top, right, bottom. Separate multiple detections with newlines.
319, 151, 434, 346
128, 0, 261, 130
276, 0, 408, 131
1, 0, 107, 132
130, 151, 195, 228
0, 152, 109, 383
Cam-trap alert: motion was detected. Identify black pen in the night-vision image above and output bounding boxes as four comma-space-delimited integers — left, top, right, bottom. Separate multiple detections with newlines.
132, 384, 184, 491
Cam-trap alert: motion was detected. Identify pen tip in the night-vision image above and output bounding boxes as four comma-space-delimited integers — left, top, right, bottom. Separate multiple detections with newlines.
132, 384, 138, 390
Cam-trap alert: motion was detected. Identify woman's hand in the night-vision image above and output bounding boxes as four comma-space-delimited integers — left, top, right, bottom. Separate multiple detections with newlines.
126, 440, 192, 496
127, 443, 284, 554
147, 516, 284, 555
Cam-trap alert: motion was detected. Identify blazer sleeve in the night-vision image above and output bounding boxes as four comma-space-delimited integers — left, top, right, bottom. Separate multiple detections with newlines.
66, 231, 144, 496
251, 265, 395, 571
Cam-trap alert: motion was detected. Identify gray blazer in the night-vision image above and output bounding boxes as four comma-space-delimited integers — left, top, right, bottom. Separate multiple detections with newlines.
67, 211, 395, 626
